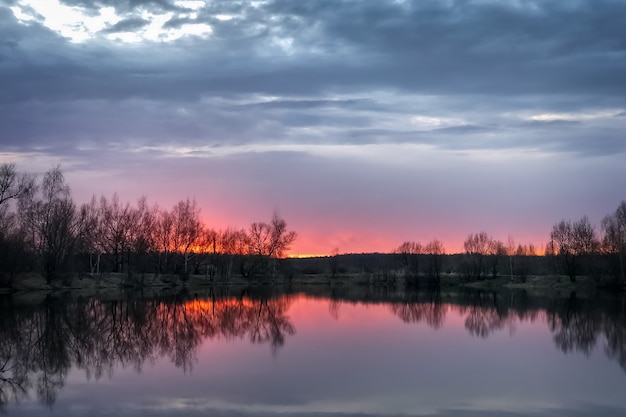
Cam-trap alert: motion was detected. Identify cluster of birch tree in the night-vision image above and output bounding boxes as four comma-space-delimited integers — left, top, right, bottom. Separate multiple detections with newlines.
0, 164, 297, 284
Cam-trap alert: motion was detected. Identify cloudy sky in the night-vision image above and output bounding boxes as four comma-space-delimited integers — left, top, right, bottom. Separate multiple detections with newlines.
2, 0, 625, 255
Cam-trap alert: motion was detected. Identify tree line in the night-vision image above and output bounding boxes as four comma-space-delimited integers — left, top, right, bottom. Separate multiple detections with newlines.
393, 201, 626, 286
0, 164, 297, 286
1, 163, 624, 288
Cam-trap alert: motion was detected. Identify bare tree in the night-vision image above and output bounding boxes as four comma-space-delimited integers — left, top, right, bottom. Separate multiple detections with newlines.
395, 241, 422, 276
220, 228, 250, 278
0, 164, 34, 208
73, 198, 100, 276
269, 212, 297, 259
329, 247, 340, 278
602, 201, 626, 284
0, 164, 35, 284
19, 167, 87, 283
97, 194, 137, 273
80, 197, 103, 274
248, 222, 273, 257
514, 243, 536, 282
463, 231, 491, 280
244, 211, 297, 276
506, 236, 516, 280
155, 208, 175, 275
487, 239, 507, 279
171, 198, 203, 275
550, 216, 599, 282
0, 164, 34, 244
129, 197, 159, 275
195, 227, 220, 277
424, 239, 445, 283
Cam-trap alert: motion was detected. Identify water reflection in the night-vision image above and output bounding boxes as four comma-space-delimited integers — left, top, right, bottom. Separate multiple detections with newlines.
0, 287, 625, 412
384, 289, 626, 372
0, 290, 295, 409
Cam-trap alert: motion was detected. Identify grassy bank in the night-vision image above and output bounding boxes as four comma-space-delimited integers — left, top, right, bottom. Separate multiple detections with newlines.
1, 270, 622, 298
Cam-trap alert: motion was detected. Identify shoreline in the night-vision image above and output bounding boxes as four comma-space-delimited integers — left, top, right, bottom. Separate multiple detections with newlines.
1, 272, 623, 298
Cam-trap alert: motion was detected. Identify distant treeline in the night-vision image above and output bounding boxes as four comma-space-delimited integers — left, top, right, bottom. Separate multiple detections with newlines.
0, 164, 625, 288
383, 201, 625, 287
0, 164, 296, 286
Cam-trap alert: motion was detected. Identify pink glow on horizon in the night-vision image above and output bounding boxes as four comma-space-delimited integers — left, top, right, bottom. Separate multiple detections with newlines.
67, 172, 550, 257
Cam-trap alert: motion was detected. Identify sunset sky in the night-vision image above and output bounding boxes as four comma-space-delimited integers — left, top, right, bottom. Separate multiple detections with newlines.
2, 0, 625, 255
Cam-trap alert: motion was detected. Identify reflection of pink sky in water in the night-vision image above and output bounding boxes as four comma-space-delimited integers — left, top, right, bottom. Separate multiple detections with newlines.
23, 293, 626, 416
172, 296, 567, 370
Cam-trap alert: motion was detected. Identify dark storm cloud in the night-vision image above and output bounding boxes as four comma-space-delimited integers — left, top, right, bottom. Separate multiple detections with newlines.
5, 0, 625, 100
2, 0, 626, 158
261, 0, 626, 95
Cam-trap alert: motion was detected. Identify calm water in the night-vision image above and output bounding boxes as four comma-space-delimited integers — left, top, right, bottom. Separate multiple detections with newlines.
1, 288, 625, 416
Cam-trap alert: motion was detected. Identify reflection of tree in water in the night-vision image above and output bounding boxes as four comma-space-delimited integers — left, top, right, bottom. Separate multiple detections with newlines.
386, 289, 626, 374
547, 293, 602, 355
547, 293, 626, 372
181, 295, 295, 355
0, 293, 296, 407
457, 291, 519, 338
462, 305, 509, 338
0, 297, 28, 412
604, 308, 626, 371
2, 289, 626, 409
389, 291, 448, 329
388, 291, 537, 337
0, 347, 28, 413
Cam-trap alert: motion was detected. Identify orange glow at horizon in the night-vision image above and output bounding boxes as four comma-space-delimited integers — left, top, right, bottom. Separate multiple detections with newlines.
285, 238, 548, 258
161, 211, 549, 258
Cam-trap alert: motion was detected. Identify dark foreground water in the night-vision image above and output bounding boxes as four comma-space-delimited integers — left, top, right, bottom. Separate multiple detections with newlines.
1, 287, 625, 416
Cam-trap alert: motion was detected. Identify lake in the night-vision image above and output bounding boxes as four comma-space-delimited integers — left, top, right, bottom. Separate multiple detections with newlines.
1, 287, 625, 416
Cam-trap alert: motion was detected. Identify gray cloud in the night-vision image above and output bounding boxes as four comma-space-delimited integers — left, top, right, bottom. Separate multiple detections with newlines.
60, 0, 182, 13
521, 120, 583, 128
234, 99, 372, 111
100, 18, 151, 33
3, 0, 625, 103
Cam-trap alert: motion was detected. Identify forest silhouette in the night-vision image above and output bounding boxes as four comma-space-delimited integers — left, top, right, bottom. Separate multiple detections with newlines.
0, 164, 625, 288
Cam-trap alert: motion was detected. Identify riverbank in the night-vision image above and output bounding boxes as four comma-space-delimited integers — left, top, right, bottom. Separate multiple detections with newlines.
1, 271, 622, 297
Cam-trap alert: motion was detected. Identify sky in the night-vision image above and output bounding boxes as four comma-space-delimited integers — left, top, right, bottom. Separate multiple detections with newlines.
1, 0, 625, 255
